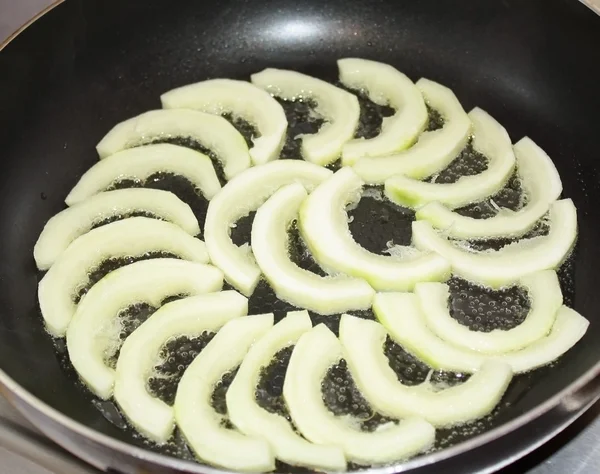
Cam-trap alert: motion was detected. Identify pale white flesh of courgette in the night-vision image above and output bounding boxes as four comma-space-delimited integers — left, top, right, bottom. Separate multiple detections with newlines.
66, 143, 221, 205
412, 199, 577, 288
161, 79, 287, 165
227, 311, 347, 471
35, 188, 199, 270
284, 324, 435, 465
415, 136, 563, 239
114, 291, 247, 443
350, 78, 470, 177
339, 315, 512, 426
416, 270, 563, 354
66, 259, 223, 399
338, 58, 427, 163
384, 107, 516, 209
251, 183, 374, 314
95, 109, 250, 180
175, 315, 275, 472
204, 161, 332, 296
374, 292, 589, 373
298, 167, 450, 291
251, 68, 360, 165
39, 217, 209, 337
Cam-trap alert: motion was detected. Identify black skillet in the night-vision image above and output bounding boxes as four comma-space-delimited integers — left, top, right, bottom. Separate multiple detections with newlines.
1, 1, 600, 473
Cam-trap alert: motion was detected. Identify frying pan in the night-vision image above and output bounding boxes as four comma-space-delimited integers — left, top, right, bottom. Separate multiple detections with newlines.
0, 0, 600, 473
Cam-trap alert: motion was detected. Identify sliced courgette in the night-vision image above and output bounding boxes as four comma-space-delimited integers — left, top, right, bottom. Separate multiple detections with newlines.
35, 188, 199, 270
114, 291, 247, 443
298, 167, 450, 291
161, 79, 287, 165
204, 161, 332, 296
350, 78, 470, 177
251, 68, 360, 165
251, 183, 374, 314
39, 217, 209, 337
227, 311, 347, 471
411, 199, 577, 288
384, 107, 515, 209
415, 270, 563, 354
374, 292, 589, 373
66, 259, 223, 399
415, 136, 563, 239
175, 315, 275, 472
338, 58, 427, 163
284, 324, 435, 465
339, 315, 512, 426
95, 109, 250, 180
66, 143, 221, 205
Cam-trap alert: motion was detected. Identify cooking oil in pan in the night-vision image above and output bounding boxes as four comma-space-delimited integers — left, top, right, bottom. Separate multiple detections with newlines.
48, 93, 577, 468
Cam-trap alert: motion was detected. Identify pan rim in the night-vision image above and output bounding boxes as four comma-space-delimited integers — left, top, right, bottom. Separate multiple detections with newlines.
1, 358, 599, 473
0, 0, 64, 52
0, 1, 599, 472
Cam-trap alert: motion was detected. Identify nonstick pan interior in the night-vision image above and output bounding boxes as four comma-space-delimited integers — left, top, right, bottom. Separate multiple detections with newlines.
0, 0, 599, 472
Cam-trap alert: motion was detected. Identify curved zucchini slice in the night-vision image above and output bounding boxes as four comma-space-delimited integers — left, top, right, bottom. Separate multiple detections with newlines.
205, 161, 332, 296
175, 315, 275, 472
251, 68, 360, 165
298, 167, 450, 291
161, 79, 287, 165
412, 199, 577, 288
251, 183, 374, 314
350, 78, 470, 175
416, 270, 563, 354
385, 108, 515, 209
227, 311, 347, 471
95, 109, 250, 180
114, 291, 247, 443
415, 136, 563, 239
338, 58, 427, 163
284, 324, 435, 465
39, 217, 209, 337
35, 189, 199, 270
66, 143, 221, 205
374, 292, 589, 373
339, 315, 512, 426
66, 259, 223, 399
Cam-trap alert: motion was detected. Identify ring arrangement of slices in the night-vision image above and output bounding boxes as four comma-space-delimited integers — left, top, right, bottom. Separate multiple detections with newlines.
34, 58, 587, 472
